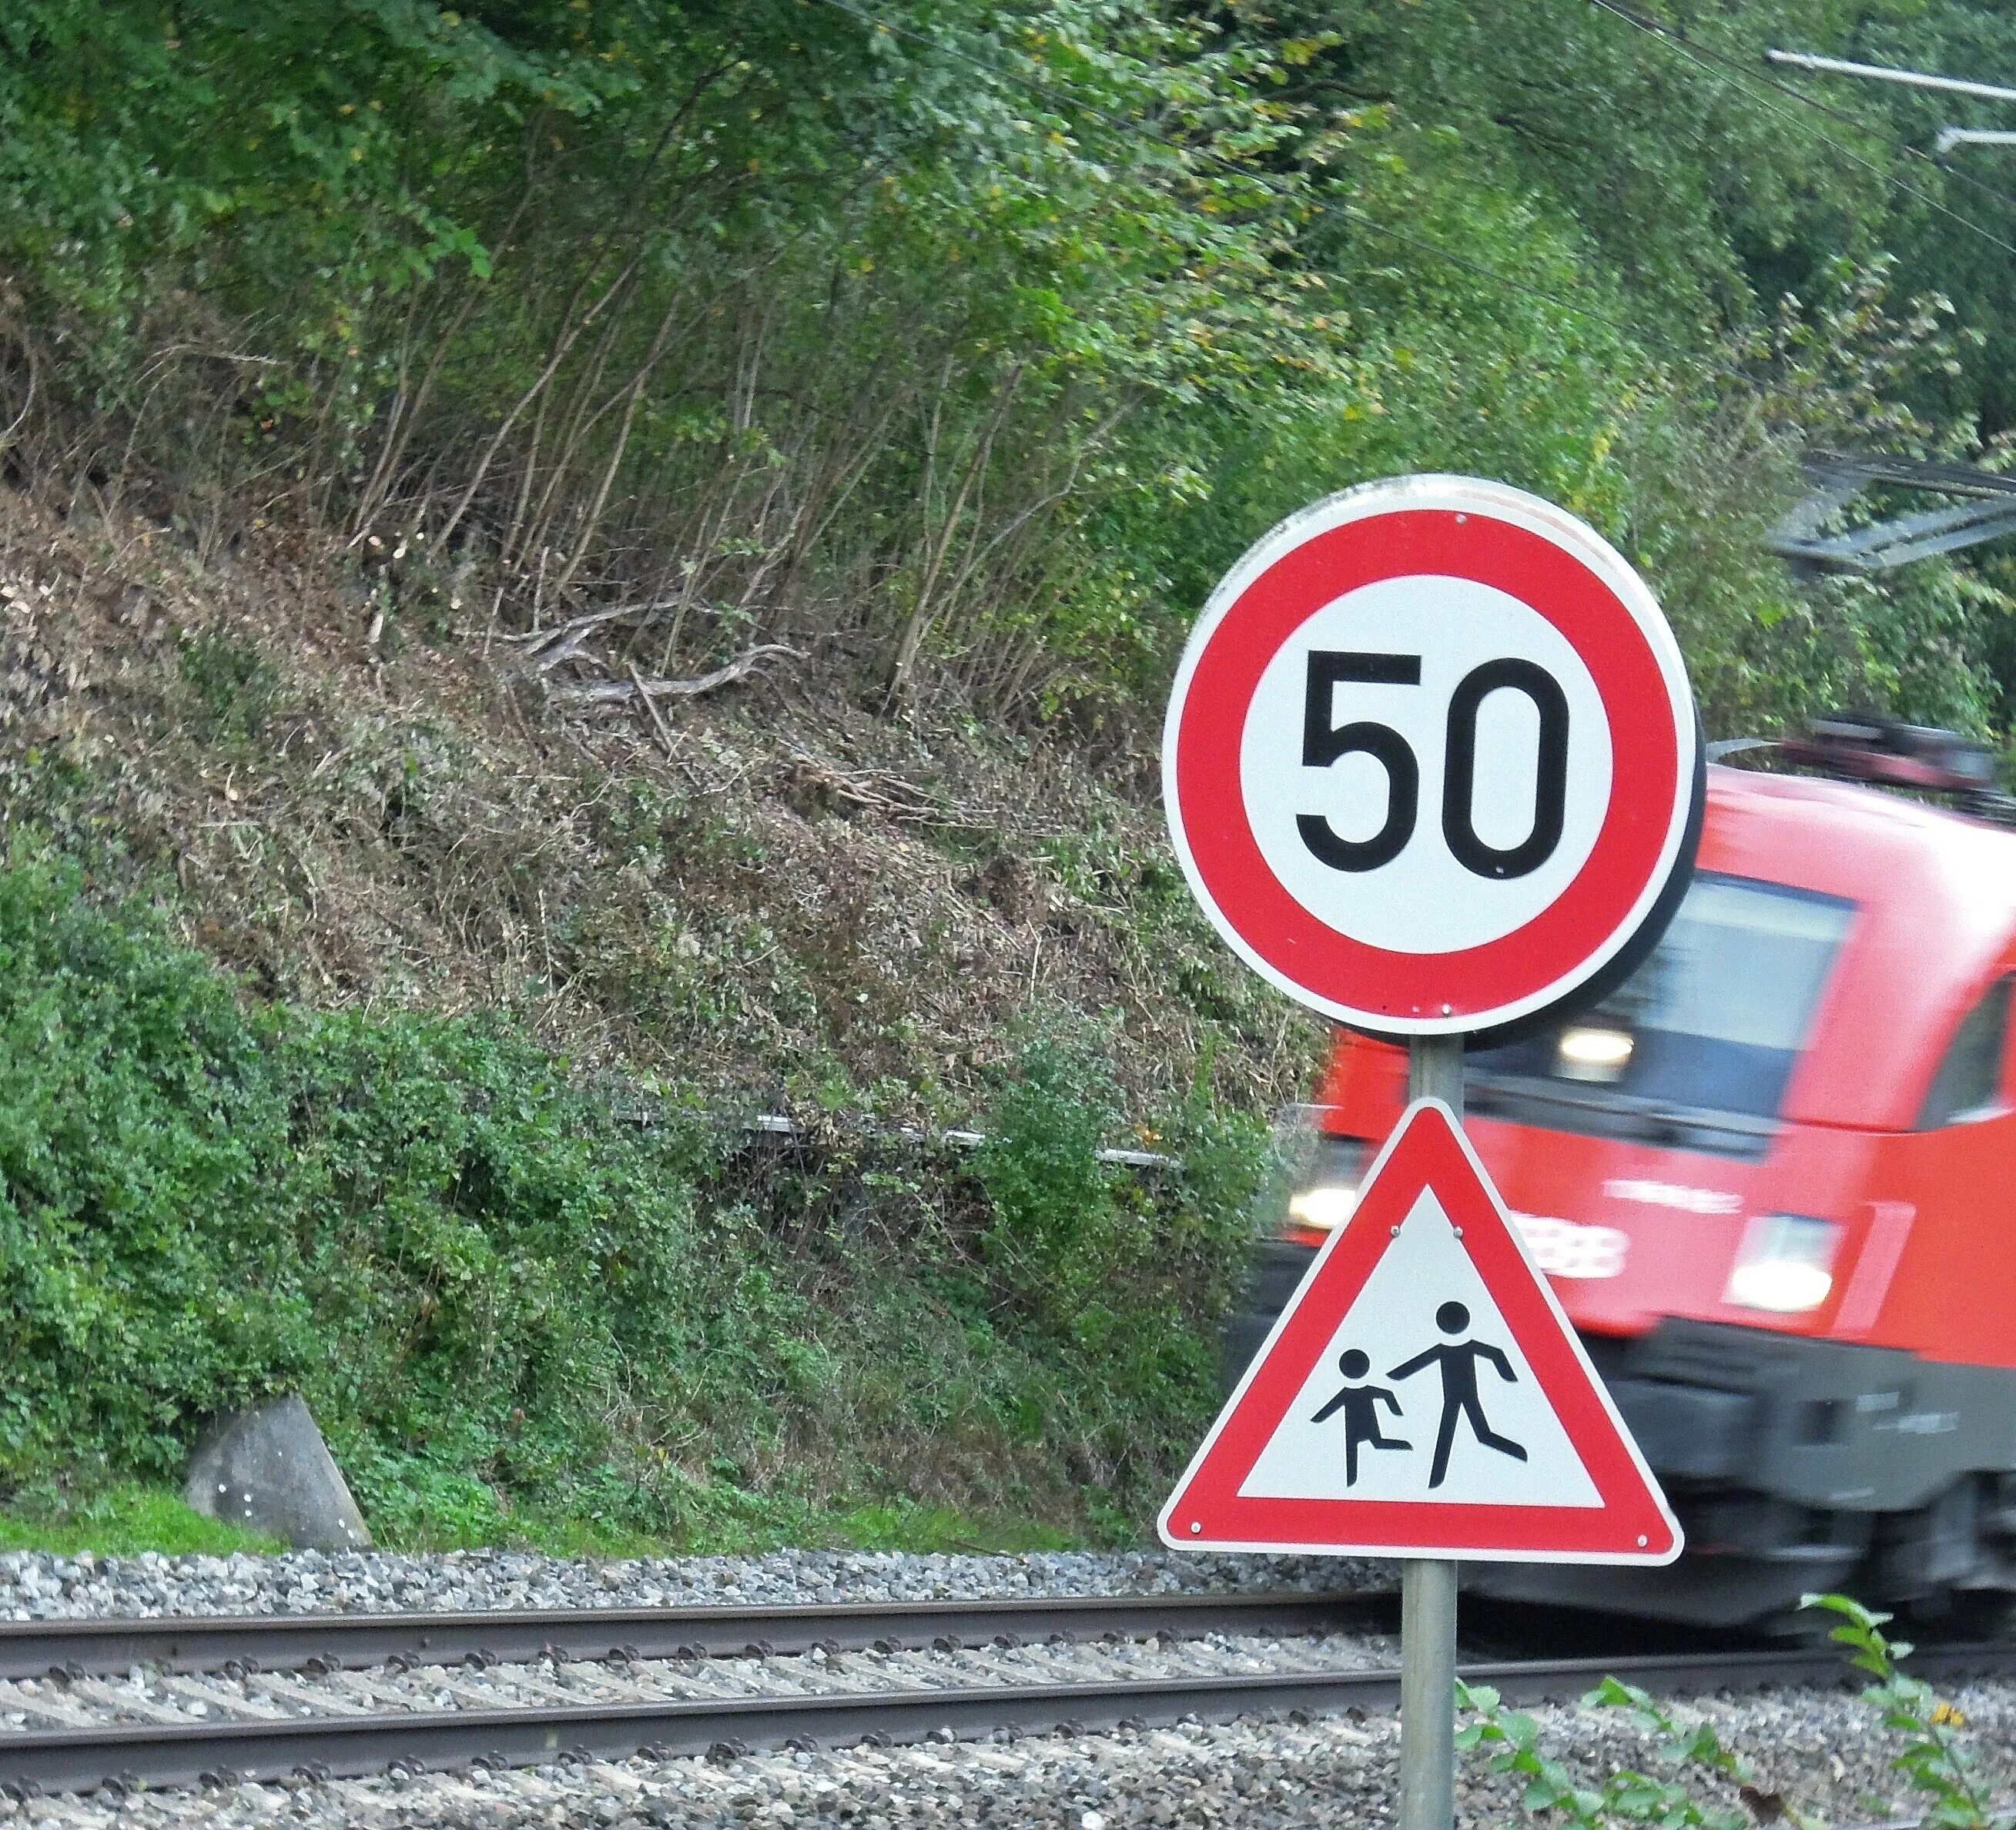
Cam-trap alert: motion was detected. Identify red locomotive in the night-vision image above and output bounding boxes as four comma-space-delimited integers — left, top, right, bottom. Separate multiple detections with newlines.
1230, 716, 2016, 1626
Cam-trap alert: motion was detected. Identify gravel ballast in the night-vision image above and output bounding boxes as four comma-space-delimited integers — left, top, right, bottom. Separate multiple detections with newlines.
0, 1550, 1388, 1623
5, 1544, 2002, 1827
3, 1671, 2011, 1827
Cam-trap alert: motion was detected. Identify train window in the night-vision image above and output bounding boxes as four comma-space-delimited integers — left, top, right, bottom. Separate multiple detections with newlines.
1915, 979, 2012, 1129
1471, 875, 1854, 1125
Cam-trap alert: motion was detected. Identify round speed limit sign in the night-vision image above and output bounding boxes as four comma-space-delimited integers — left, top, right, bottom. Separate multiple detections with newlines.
1163, 475, 1700, 1035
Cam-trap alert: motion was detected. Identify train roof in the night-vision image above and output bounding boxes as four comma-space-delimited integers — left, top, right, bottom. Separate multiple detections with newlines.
1705, 763, 2016, 1129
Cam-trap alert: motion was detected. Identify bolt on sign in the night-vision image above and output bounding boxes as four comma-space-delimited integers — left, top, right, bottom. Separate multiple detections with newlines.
1156, 475, 1700, 1830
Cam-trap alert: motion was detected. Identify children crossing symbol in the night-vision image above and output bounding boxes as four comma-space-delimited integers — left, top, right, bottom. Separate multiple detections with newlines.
1157, 1099, 1679, 1561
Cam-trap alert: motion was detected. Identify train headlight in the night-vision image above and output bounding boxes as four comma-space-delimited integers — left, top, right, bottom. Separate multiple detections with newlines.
1724, 1213, 1840, 1313
1557, 1025, 1634, 1082
1287, 1184, 1358, 1233
1282, 1134, 1369, 1236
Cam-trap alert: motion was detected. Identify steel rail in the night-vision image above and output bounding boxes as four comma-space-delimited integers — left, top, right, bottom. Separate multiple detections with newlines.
4, 1634, 2012, 1797
0, 1591, 1389, 1681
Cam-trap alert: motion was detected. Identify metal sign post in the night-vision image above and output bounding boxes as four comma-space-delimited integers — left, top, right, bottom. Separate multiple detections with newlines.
1399, 1035, 1462, 1830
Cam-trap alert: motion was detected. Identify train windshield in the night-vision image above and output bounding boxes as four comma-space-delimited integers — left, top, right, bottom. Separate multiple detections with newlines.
1468, 875, 1854, 1148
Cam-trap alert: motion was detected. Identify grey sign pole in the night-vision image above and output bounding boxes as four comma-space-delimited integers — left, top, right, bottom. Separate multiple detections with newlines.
1398, 1033, 1463, 1830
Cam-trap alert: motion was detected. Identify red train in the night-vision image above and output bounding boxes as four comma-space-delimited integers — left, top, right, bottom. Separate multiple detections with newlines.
1229, 717, 2016, 1627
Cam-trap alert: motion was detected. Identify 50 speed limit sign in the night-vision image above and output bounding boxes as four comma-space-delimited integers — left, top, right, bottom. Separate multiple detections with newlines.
1163, 475, 1700, 1035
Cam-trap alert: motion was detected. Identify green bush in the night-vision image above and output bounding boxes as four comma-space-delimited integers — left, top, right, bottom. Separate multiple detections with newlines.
0, 848, 718, 1517
0, 852, 306, 1474
274, 1009, 716, 1534
974, 1036, 1129, 1346
176, 631, 283, 744
0, 851, 1263, 1541
973, 1032, 1268, 1497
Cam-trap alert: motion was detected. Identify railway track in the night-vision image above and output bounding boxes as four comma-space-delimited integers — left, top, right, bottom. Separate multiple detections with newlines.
0, 1589, 1385, 1682
0, 1593, 2008, 1799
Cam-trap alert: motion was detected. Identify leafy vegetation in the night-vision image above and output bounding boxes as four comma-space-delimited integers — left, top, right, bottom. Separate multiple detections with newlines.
0, 1484, 280, 1557
1458, 1594, 2006, 1828
0, 847, 1265, 1544
6, 0, 2016, 736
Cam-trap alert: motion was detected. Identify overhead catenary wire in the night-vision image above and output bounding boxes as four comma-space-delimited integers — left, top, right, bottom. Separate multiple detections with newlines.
1582, 0, 2016, 253
815, 0, 2016, 403
1589, 0, 2016, 218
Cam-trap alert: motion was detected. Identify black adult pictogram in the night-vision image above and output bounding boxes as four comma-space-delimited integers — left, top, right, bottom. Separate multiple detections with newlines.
1309, 1349, 1411, 1485
1388, 1301, 1529, 1488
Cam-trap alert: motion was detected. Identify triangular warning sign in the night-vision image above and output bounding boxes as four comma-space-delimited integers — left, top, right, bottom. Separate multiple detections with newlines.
1160, 1100, 1681, 1563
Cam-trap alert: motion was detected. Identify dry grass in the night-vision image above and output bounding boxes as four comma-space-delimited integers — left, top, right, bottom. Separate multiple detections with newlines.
0, 477, 1320, 1124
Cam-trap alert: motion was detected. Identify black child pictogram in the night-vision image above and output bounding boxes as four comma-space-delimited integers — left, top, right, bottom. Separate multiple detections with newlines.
1388, 1301, 1529, 1489
1309, 1349, 1411, 1485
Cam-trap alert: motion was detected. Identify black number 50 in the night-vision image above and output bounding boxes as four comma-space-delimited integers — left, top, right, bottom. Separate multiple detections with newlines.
1298, 651, 1569, 880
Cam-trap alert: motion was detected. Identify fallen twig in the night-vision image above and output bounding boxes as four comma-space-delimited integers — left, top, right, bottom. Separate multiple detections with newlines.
779, 749, 1067, 838
784, 751, 939, 819
496, 603, 642, 670
558, 643, 804, 705
495, 596, 699, 653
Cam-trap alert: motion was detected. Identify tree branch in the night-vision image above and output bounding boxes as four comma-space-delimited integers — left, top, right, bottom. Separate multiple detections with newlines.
557, 643, 804, 705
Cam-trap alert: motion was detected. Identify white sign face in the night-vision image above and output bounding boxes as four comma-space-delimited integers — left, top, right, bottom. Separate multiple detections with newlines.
1163, 475, 1699, 1034
1240, 1186, 1602, 1507
1238, 573, 1615, 956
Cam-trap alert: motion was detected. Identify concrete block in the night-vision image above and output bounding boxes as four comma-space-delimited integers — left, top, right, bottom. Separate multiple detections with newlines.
184, 1394, 373, 1551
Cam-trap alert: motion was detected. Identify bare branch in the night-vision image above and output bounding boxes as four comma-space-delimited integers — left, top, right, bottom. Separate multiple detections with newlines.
557, 642, 804, 705
779, 750, 1066, 838
492, 599, 676, 664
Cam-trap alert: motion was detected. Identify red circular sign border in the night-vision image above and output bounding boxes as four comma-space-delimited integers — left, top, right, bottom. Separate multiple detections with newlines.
1168, 497, 1686, 1028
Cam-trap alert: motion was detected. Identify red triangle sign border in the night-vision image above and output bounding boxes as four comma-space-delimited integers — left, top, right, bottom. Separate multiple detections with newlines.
1160, 1099, 1683, 1564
